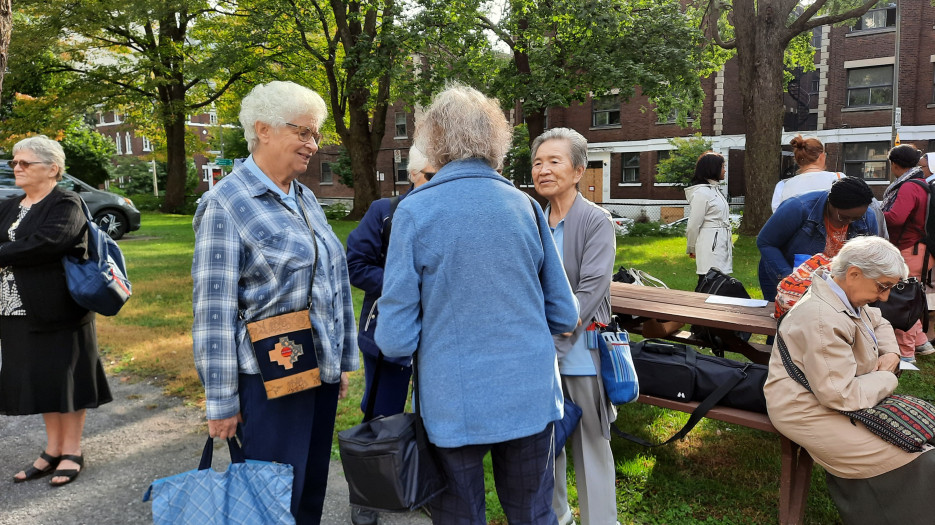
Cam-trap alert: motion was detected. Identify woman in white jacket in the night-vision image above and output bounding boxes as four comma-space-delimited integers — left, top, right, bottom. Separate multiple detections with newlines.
685, 151, 732, 284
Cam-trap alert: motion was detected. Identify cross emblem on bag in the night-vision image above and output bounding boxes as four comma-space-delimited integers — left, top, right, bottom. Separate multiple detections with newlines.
269, 336, 304, 370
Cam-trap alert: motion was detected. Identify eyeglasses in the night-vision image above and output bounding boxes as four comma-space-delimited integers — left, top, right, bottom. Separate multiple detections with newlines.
421, 170, 436, 181
835, 209, 863, 224
874, 279, 900, 293
8, 160, 51, 169
284, 123, 322, 145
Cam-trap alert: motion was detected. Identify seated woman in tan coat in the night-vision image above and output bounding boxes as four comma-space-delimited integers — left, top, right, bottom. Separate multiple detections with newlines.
764, 235, 935, 523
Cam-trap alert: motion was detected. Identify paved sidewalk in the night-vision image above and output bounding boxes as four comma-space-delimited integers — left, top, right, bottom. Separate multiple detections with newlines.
0, 376, 431, 525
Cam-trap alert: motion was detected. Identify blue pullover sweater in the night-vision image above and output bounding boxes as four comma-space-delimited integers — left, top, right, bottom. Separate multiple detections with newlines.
375, 158, 579, 447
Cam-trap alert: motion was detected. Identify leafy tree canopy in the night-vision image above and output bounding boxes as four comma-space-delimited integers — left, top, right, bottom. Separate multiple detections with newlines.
655, 133, 713, 187
502, 124, 531, 185
61, 119, 117, 186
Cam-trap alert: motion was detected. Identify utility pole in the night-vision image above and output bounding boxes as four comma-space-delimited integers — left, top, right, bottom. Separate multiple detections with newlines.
890, 0, 901, 150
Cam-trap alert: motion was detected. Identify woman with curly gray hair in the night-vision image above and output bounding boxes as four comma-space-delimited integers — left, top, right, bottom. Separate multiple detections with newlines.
376, 85, 579, 524
192, 81, 357, 525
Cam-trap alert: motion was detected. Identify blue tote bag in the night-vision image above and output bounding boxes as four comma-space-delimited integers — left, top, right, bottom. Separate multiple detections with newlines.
143, 438, 295, 525
588, 323, 639, 405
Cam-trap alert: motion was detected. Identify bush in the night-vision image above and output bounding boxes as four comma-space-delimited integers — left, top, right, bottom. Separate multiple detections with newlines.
324, 202, 349, 220
128, 193, 162, 211
623, 221, 686, 238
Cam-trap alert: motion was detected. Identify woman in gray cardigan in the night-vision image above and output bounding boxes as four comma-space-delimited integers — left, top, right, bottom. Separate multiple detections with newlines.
532, 128, 618, 525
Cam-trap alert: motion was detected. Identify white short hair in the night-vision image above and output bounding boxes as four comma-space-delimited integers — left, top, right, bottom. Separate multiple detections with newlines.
408, 145, 428, 176
413, 83, 511, 170
830, 236, 908, 280
239, 81, 328, 153
13, 135, 65, 180
530, 128, 588, 170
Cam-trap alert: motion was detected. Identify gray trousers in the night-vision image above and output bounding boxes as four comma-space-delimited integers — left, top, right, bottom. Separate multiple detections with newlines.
552, 375, 618, 525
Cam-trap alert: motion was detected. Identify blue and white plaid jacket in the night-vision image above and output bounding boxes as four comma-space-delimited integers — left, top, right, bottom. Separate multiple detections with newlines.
192, 158, 358, 420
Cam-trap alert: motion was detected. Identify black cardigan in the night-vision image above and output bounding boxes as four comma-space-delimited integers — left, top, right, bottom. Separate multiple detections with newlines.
0, 188, 92, 328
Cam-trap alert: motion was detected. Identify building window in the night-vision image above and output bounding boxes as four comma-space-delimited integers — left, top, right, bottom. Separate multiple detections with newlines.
114, 134, 122, 155
209, 112, 218, 125
846, 65, 893, 107
843, 142, 889, 180
621, 153, 639, 183
854, 3, 896, 31
396, 158, 408, 184
810, 28, 822, 48
321, 162, 333, 185
124, 132, 133, 154
591, 96, 620, 128
142, 136, 152, 152
395, 112, 407, 138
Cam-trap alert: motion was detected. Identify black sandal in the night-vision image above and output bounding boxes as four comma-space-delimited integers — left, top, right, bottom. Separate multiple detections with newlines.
13, 451, 61, 483
49, 454, 83, 487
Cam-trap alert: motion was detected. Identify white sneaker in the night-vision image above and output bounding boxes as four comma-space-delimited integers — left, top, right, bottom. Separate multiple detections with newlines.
916, 342, 935, 356
902, 356, 917, 364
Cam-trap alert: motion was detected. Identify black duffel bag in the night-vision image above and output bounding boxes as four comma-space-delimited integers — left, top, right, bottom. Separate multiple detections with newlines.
691, 268, 752, 356
612, 339, 768, 447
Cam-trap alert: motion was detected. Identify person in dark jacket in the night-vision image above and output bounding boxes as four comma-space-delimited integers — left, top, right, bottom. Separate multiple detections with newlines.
1, 135, 111, 487
344, 145, 435, 525
757, 176, 877, 302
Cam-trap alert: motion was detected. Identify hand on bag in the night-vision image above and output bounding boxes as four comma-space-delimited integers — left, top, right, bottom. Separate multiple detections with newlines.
338, 372, 349, 400
876, 353, 901, 374
688, 253, 696, 259
208, 414, 242, 439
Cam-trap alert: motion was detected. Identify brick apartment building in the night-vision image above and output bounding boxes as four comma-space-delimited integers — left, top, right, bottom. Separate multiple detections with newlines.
98, 1, 935, 218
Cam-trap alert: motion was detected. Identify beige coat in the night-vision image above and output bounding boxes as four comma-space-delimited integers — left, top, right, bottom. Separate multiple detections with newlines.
764, 272, 927, 478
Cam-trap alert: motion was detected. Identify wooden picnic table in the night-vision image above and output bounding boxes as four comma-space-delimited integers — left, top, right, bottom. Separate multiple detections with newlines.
610, 282, 777, 364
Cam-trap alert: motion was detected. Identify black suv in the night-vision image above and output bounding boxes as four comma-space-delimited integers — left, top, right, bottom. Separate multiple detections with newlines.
0, 165, 141, 239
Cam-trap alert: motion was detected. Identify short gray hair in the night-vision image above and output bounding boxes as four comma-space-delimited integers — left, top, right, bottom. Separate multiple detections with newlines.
830, 236, 908, 280
13, 135, 65, 180
408, 145, 428, 176
414, 83, 511, 170
239, 81, 328, 153
530, 128, 588, 170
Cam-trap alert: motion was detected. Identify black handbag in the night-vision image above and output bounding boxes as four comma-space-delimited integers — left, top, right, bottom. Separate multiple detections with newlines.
871, 277, 926, 332
691, 267, 752, 355
337, 353, 446, 512
612, 339, 768, 447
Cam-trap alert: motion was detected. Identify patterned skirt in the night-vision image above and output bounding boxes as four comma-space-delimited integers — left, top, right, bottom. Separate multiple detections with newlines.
0, 315, 112, 415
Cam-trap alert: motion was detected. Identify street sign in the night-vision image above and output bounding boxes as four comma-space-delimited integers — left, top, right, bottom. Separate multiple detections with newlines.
216, 158, 233, 166
895, 107, 902, 128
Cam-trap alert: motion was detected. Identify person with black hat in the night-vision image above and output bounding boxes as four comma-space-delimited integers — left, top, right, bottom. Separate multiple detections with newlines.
757, 176, 878, 302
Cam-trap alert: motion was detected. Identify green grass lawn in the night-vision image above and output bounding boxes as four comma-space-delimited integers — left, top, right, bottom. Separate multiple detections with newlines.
103, 213, 935, 525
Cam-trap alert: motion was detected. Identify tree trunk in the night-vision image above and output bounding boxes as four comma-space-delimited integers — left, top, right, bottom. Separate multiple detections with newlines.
343, 89, 383, 220
525, 108, 545, 147
161, 112, 188, 213
734, 1, 786, 235
0, 0, 10, 106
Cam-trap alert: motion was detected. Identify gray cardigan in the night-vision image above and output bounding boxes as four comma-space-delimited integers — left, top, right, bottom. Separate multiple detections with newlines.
547, 193, 618, 437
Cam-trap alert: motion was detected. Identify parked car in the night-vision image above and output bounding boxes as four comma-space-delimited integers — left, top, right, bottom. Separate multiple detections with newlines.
610, 212, 635, 236
661, 214, 742, 231
0, 165, 141, 239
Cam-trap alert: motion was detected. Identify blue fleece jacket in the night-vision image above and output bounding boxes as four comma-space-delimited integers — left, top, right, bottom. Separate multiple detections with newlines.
375, 158, 579, 447
757, 190, 877, 301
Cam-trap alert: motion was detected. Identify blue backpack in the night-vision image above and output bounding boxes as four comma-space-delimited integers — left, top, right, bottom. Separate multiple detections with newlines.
63, 200, 132, 315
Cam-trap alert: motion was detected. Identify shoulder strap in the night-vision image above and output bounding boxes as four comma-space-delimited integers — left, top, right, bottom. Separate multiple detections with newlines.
380, 196, 401, 262
610, 364, 748, 447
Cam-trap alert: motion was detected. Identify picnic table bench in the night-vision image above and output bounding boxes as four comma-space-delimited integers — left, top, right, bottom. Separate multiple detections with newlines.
636, 395, 813, 525
610, 283, 814, 524
610, 282, 776, 364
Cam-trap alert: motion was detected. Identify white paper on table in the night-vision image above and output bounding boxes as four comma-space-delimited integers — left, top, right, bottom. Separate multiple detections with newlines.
704, 296, 770, 308
900, 360, 920, 371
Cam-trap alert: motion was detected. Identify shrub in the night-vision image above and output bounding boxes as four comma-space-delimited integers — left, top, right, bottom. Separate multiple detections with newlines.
128, 193, 162, 211
623, 221, 686, 238
324, 202, 349, 220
